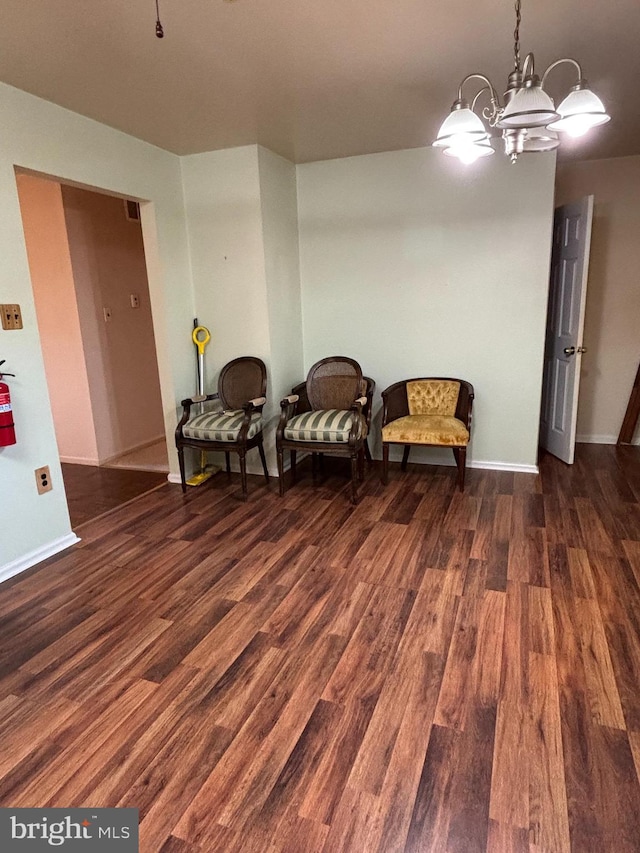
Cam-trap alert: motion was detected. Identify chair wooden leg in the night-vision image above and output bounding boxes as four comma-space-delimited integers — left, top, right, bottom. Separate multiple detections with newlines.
453, 446, 467, 492
177, 446, 187, 494
258, 441, 269, 483
239, 452, 248, 501
318, 453, 325, 475
312, 453, 318, 482
225, 452, 231, 475
401, 445, 411, 471
364, 439, 372, 464
358, 448, 365, 481
291, 450, 297, 483
382, 443, 389, 485
350, 453, 359, 504
277, 448, 285, 497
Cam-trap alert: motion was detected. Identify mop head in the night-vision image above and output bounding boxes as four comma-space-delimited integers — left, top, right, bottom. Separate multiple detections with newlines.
186, 470, 214, 487
186, 462, 221, 487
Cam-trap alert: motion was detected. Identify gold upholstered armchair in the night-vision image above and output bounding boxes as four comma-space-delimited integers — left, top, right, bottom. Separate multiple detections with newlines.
276, 356, 374, 504
381, 377, 474, 491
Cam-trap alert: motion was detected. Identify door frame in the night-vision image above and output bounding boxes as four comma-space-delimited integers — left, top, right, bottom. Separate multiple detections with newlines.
14, 166, 174, 525
539, 195, 594, 464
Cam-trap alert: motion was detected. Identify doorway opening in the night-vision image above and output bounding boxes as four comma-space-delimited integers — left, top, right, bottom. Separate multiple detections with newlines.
15, 170, 169, 527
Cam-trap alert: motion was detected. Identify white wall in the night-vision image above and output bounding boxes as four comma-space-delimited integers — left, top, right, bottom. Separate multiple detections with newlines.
181, 146, 270, 475
555, 156, 640, 444
16, 173, 100, 465
258, 146, 304, 456
297, 147, 557, 470
0, 82, 193, 576
181, 145, 303, 474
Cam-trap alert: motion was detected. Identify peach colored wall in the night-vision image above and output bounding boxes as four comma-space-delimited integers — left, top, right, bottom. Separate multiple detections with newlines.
62, 186, 165, 461
16, 173, 99, 464
556, 156, 640, 444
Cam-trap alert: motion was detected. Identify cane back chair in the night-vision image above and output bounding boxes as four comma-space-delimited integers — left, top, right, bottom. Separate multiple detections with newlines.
175, 356, 269, 500
276, 356, 374, 504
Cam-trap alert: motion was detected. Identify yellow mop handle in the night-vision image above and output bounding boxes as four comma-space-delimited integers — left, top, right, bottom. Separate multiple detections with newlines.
192, 325, 211, 355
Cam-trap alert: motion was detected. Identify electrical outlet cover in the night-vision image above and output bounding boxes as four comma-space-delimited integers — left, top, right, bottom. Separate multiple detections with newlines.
35, 466, 53, 494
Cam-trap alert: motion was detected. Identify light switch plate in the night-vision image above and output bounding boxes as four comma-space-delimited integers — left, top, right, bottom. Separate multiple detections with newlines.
1, 304, 23, 330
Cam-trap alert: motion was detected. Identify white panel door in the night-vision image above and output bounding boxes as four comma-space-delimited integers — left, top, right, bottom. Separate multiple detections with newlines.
540, 196, 594, 464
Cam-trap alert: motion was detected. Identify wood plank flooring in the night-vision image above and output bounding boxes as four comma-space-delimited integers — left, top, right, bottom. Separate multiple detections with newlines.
61, 462, 168, 527
2, 445, 640, 852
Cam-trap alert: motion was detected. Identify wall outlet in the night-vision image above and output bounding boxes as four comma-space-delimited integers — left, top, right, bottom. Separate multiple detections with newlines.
35, 465, 53, 494
1, 304, 23, 330
103, 307, 112, 323
130, 293, 140, 308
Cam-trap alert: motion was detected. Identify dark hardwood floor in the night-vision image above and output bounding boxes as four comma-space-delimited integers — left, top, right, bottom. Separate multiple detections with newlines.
61, 462, 168, 527
2, 445, 640, 852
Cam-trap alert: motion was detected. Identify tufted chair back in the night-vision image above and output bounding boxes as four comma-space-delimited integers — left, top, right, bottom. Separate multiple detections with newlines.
406, 380, 460, 416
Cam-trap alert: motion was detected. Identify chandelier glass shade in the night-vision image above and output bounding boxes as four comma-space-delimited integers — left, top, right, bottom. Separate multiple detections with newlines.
433, 0, 610, 163
443, 140, 495, 164
548, 86, 611, 136
496, 80, 558, 129
431, 104, 489, 147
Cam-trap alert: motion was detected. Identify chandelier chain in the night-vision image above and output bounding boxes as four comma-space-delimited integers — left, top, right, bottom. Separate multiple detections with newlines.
513, 0, 521, 70
155, 0, 164, 38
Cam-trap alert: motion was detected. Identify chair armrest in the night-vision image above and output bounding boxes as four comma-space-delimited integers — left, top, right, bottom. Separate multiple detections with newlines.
381, 382, 409, 427
180, 392, 219, 408
276, 394, 301, 441
362, 377, 376, 432
280, 394, 299, 406
176, 392, 220, 436
455, 382, 475, 431
347, 397, 367, 444
242, 396, 267, 413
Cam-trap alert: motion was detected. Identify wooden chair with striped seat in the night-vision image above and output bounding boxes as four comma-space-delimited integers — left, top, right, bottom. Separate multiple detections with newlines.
175, 356, 269, 500
276, 356, 373, 504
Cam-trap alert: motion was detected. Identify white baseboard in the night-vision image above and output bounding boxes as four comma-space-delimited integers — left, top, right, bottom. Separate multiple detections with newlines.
0, 533, 81, 585
576, 433, 617, 445
169, 454, 538, 482
468, 459, 539, 475
100, 435, 166, 466
59, 455, 100, 465
414, 457, 539, 475
60, 436, 167, 467
168, 451, 308, 486
576, 433, 640, 446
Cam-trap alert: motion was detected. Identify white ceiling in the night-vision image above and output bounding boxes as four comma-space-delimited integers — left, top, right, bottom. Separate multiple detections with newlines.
0, 0, 637, 164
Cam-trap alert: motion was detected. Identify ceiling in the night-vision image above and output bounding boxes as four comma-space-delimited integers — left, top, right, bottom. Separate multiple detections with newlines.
0, 0, 637, 164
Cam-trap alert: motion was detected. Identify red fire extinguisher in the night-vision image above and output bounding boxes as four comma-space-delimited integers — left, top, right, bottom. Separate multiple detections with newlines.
0, 360, 16, 447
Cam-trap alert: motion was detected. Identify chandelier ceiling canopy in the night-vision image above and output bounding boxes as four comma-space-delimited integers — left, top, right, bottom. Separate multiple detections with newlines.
433, 0, 611, 164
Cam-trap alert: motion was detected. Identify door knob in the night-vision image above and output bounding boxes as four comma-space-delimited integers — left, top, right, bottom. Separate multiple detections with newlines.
577, 346, 588, 354
564, 346, 575, 356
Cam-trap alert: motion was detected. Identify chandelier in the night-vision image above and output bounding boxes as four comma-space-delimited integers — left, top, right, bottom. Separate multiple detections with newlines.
433, 0, 610, 164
